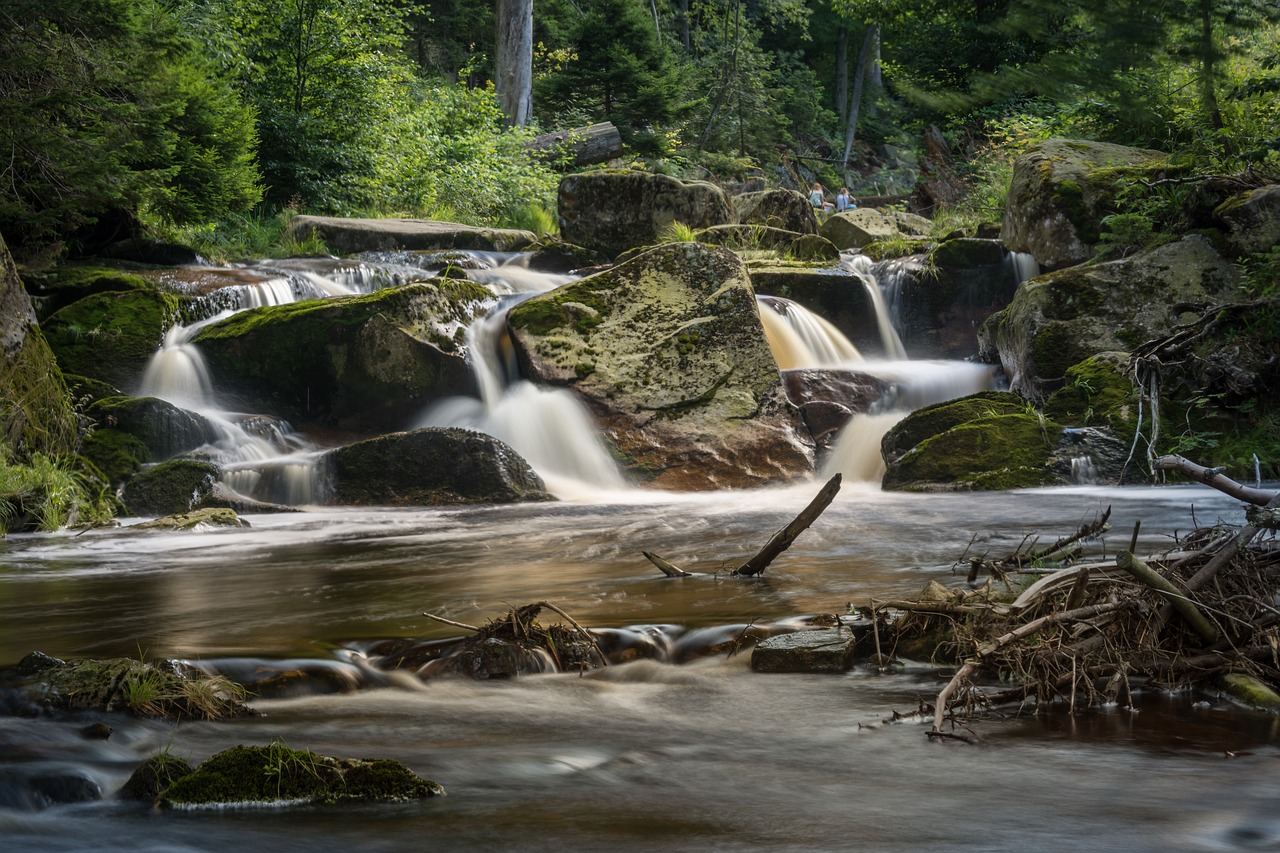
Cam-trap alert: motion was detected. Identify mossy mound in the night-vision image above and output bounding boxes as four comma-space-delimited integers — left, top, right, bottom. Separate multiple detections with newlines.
18, 265, 153, 322
325, 428, 551, 506
929, 237, 1004, 269
1043, 354, 1139, 435
158, 745, 444, 809
43, 290, 181, 389
119, 755, 195, 802
121, 459, 218, 516
882, 404, 1062, 492
881, 391, 1029, 465
194, 281, 489, 432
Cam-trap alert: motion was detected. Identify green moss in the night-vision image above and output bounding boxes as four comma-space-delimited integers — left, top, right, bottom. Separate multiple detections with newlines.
1043, 270, 1104, 321
883, 412, 1060, 491
1043, 355, 1138, 433
1029, 321, 1081, 383
882, 391, 1029, 462
81, 428, 149, 485
930, 238, 1005, 269
0, 328, 80, 458
120, 754, 196, 803
44, 290, 181, 388
122, 459, 218, 516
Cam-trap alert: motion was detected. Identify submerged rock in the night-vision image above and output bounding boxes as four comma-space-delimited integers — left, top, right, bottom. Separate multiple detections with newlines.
325, 427, 551, 505
194, 280, 489, 432
507, 243, 812, 489
157, 745, 444, 809
286, 215, 536, 254
751, 628, 859, 673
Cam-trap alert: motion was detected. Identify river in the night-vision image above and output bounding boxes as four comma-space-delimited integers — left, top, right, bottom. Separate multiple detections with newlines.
3, 483, 1278, 851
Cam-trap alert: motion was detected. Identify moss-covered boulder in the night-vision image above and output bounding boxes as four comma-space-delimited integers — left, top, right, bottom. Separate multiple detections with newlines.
1214, 185, 1280, 257
818, 209, 902, 249
1042, 354, 1140, 436
133, 507, 250, 530
194, 280, 490, 432
3, 652, 252, 720
79, 396, 218, 487
17, 264, 153, 322
507, 243, 812, 489
0, 233, 80, 457
979, 235, 1240, 399
121, 459, 218, 516
881, 393, 1062, 491
119, 755, 195, 803
287, 215, 535, 254
1001, 138, 1168, 270
732, 189, 819, 234
156, 744, 444, 809
695, 224, 801, 251
43, 289, 181, 389
788, 234, 841, 262
325, 427, 551, 505
557, 171, 733, 258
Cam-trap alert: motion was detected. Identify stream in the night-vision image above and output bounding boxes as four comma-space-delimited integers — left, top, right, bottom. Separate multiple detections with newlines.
2, 484, 1278, 851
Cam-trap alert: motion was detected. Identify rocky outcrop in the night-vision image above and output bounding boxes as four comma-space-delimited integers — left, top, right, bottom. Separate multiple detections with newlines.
780, 369, 890, 449
818, 208, 902, 249
286, 215, 536, 254
506, 243, 812, 489
80, 396, 218, 486
194, 280, 491, 432
1214, 185, 1280, 257
0, 232, 79, 456
325, 427, 551, 505
1001, 138, 1168, 270
979, 235, 1240, 399
43, 289, 182, 389
557, 172, 733, 258
121, 459, 218, 517
732, 189, 819, 234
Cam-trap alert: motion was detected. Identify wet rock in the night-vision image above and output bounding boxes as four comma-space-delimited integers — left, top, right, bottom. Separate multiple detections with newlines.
780, 369, 891, 448
80, 722, 113, 740
1001, 138, 1168, 270
287, 215, 536, 254
507, 243, 813, 489
731, 189, 819, 234
0, 234, 80, 457
134, 507, 250, 530
524, 240, 608, 273
325, 427, 551, 506
99, 238, 202, 266
157, 745, 444, 809
751, 628, 858, 673
979, 235, 1240, 399
1219, 672, 1280, 711
1048, 426, 1140, 485
119, 755, 195, 803
1214, 185, 1280, 257
450, 637, 542, 678
81, 395, 219, 487
748, 265, 879, 353
194, 280, 489, 432
819, 209, 903, 249
0, 769, 102, 810
121, 459, 218, 517
43, 289, 183, 389
558, 171, 733, 258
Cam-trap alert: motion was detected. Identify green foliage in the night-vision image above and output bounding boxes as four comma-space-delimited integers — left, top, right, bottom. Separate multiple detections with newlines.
658, 222, 700, 243
120, 659, 248, 720
149, 209, 328, 263
1242, 247, 1280, 298
1095, 213, 1155, 256
0, 443, 115, 533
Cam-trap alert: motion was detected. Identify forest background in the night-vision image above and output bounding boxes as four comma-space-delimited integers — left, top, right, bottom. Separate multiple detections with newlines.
4, 0, 1279, 262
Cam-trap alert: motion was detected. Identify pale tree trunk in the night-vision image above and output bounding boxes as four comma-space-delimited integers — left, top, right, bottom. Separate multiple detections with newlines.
842, 24, 878, 165
679, 0, 690, 52
495, 0, 533, 127
835, 24, 848, 125
868, 25, 881, 118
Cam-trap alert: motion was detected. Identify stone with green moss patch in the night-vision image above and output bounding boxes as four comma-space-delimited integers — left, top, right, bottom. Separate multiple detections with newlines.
44, 290, 181, 389
1043, 354, 1138, 435
122, 459, 219, 517
881, 391, 1029, 465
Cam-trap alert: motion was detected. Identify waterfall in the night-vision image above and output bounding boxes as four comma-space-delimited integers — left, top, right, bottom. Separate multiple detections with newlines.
841, 254, 908, 359
757, 296, 862, 369
1005, 251, 1040, 286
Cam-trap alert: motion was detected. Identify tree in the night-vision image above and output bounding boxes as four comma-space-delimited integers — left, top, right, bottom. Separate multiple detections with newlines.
495, 0, 534, 126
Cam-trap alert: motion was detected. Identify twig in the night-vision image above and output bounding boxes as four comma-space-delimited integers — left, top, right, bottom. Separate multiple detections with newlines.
733, 474, 842, 576
538, 601, 610, 667
421, 612, 481, 633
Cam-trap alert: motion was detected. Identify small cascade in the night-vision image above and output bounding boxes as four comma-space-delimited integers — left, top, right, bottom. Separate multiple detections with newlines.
1005, 251, 1040, 286
841, 254, 908, 359
138, 314, 227, 409
757, 296, 862, 369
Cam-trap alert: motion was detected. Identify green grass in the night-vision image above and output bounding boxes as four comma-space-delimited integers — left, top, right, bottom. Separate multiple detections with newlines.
0, 443, 115, 533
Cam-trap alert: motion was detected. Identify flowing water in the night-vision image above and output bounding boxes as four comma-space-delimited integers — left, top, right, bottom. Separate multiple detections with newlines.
5, 249, 1276, 849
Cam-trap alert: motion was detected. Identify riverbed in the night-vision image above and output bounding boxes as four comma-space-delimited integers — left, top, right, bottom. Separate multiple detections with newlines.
2, 483, 1277, 850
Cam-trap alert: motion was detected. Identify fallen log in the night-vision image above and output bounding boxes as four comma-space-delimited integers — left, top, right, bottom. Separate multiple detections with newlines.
1154, 455, 1277, 506
525, 122, 623, 168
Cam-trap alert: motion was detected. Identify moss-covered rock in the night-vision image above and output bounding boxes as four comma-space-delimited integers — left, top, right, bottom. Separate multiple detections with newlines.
1219, 672, 1280, 711
818, 209, 902, 249
1214, 185, 1280, 257
1042, 354, 1139, 435
80, 428, 151, 486
157, 744, 444, 809
119, 755, 196, 803
507, 243, 812, 489
17, 264, 153, 322
881, 391, 1030, 466
788, 233, 841, 262
979, 235, 1240, 399
43, 289, 181, 389
0, 234, 80, 457
1001, 138, 1169, 270
695, 224, 801, 250
325, 427, 551, 505
557, 171, 733, 258
78, 396, 218, 488
731, 189, 819, 234
194, 280, 489, 432
286, 215, 535, 254
121, 459, 219, 517
133, 507, 249, 530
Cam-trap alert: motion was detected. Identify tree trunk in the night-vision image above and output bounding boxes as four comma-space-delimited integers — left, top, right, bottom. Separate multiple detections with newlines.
842, 24, 878, 165
1198, 0, 1224, 132
524, 122, 623, 167
495, 0, 533, 127
835, 24, 848, 125
679, 0, 691, 52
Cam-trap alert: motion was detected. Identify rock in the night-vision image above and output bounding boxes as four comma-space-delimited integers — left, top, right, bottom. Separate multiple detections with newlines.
751, 628, 858, 673
557, 171, 733, 258
1001, 138, 1168, 270
133, 507, 250, 530
194, 280, 490, 432
881, 394, 1063, 491
885, 210, 933, 237
0, 770, 102, 811
523, 240, 607, 273
121, 459, 219, 517
99, 238, 202, 266
819, 208, 902, 249
157, 745, 444, 809
43, 289, 182, 389
1214, 185, 1280, 256
1048, 426, 1140, 485
507, 243, 813, 489
17, 264, 152, 321
0, 232, 80, 456
695, 224, 802, 251
325, 427, 550, 505
788, 234, 841, 262
731, 189, 819, 234
119, 755, 195, 803
81, 395, 218, 487
979, 235, 1240, 399
780, 369, 891, 448
1042, 354, 1140, 437
287, 215, 536, 254
1219, 672, 1280, 711
450, 637, 542, 678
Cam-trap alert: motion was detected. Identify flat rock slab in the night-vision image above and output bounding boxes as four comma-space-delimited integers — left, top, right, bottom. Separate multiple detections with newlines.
751, 628, 857, 673
287, 216, 537, 254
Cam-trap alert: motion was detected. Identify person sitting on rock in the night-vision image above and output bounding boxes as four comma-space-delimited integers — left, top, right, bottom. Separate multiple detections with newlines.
809, 182, 834, 212
835, 187, 854, 212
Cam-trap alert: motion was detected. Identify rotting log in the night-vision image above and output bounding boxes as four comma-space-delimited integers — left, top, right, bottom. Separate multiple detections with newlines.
1154, 455, 1277, 506
1117, 551, 1220, 644
525, 122, 623, 168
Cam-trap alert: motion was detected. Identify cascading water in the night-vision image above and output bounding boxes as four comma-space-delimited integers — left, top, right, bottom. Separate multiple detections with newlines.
841, 254, 908, 360
757, 296, 862, 369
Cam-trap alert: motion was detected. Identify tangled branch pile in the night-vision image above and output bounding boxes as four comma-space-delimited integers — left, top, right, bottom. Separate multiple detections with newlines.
882, 456, 1280, 739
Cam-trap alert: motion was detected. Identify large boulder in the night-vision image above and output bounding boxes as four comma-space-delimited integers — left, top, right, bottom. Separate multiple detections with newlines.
1001, 138, 1168, 270
17, 265, 153, 322
557, 172, 733, 258
506, 243, 813, 489
286, 216, 536, 254
1214, 185, 1280, 257
121, 459, 219, 517
819, 209, 902, 249
194, 280, 491, 432
979, 235, 1240, 399
732, 189, 819, 234
81, 395, 219, 486
0, 233, 79, 456
43, 289, 182, 389
325, 427, 551, 505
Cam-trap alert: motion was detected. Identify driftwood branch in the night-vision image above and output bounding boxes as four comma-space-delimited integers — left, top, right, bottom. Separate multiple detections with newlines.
643, 551, 692, 577
422, 612, 481, 633
1117, 551, 1219, 644
1154, 455, 1278, 506
733, 474, 842, 577
932, 661, 976, 733
537, 601, 609, 667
